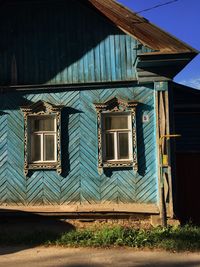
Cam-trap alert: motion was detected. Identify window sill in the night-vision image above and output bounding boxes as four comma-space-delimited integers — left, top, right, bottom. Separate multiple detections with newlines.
102, 161, 133, 168
24, 162, 61, 175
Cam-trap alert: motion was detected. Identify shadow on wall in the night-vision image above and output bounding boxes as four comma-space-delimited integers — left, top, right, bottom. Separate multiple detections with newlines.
137, 103, 153, 177
0, 111, 8, 115
0, 0, 127, 85
0, 93, 34, 110
61, 107, 83, 177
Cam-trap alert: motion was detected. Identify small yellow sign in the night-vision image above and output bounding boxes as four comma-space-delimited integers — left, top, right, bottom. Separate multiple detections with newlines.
162, 154, 168, 166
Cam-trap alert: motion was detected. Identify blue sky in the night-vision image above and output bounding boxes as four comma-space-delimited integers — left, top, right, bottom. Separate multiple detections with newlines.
118, 0, 200, 89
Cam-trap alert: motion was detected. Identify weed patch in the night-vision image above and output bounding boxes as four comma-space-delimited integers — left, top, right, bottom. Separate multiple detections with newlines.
1, 223, 200, 251
52, 225, 200, 251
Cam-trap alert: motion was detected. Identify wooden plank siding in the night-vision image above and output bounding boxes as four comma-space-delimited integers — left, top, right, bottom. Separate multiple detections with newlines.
0, 0, 152, 86
175, 113, 200, 153
0, 85, 158, 209
173, 84, 200, 153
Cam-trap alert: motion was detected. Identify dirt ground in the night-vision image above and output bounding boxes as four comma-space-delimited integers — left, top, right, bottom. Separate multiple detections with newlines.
1, 216, 200, 266
1, 247, 200, 267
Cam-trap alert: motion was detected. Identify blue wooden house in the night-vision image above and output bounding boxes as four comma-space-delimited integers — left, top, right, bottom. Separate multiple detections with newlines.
0, 0, 198, 221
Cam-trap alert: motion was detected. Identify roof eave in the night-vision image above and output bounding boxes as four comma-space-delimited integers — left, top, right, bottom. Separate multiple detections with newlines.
88, 0, 198, 55
136, 52, 197, 80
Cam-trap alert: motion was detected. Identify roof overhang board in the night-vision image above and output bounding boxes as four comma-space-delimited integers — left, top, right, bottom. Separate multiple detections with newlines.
136, 67, 171, 83
136, 53, 197, 82
88, 0, 198, 55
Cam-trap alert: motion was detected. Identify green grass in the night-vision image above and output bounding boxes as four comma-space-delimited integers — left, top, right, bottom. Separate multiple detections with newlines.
1, 224, 200, 251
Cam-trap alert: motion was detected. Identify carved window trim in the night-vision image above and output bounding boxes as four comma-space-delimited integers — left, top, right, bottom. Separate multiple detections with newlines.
21, 101, 63, 176
94, 97, 138, 172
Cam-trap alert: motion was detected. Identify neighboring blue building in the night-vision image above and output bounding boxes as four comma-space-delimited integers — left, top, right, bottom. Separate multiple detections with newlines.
172, 83, 200, 224
0, 0, 198, 221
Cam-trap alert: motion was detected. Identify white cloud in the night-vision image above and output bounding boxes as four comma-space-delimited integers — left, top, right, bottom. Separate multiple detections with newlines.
178, 78, 200, 89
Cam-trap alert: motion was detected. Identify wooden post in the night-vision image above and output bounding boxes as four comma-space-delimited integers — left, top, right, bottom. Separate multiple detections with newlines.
155, 81, 175, 226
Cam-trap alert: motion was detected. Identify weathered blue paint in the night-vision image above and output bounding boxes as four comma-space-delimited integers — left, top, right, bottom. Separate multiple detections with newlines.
0, 0, 152, 86
0, 85, 157, 206
154, 82, 168, 91
0, 0, 158, 209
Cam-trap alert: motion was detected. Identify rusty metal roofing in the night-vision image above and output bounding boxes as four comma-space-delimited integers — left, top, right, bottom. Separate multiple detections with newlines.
88, 0, 198, 55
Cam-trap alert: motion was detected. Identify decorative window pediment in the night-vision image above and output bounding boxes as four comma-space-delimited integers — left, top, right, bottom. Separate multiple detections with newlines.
21, 101, 64, 176
94, 97, 138, 172
94, 97, 138, 112
21, 100, 63, 114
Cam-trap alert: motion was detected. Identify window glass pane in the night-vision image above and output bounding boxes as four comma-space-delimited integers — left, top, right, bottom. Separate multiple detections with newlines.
44, 135, 55, 161
31, 116, 55, 131
105, 133, 115, 160
31, 135, 41, 161
118, 133, 129, 159
105, 116, 128, 130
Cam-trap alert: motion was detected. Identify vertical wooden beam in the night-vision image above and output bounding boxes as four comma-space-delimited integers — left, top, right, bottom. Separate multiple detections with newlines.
155, 81, 174, 220
155, 90, 162, 217
164, 89, 174, 218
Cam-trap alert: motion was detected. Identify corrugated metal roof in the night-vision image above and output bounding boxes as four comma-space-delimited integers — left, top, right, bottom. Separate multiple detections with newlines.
88, 0, 198, 55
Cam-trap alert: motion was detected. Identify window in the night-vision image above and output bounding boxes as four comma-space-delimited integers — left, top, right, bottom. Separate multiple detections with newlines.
102, 113, 132, 162
29, 115, 57, 163
94, 97, 138, 171
21, 101, 63, 175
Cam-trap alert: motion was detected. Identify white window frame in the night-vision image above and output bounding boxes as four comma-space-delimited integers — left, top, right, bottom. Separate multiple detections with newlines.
102, 112, 133, 163
95, 97, 138, 171
21, 100, 63, 176
29, 115, 57, 164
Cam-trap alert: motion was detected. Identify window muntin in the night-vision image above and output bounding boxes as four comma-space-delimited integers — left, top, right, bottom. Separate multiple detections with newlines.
28, 115, 57, 163
103, 113, 132, 162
